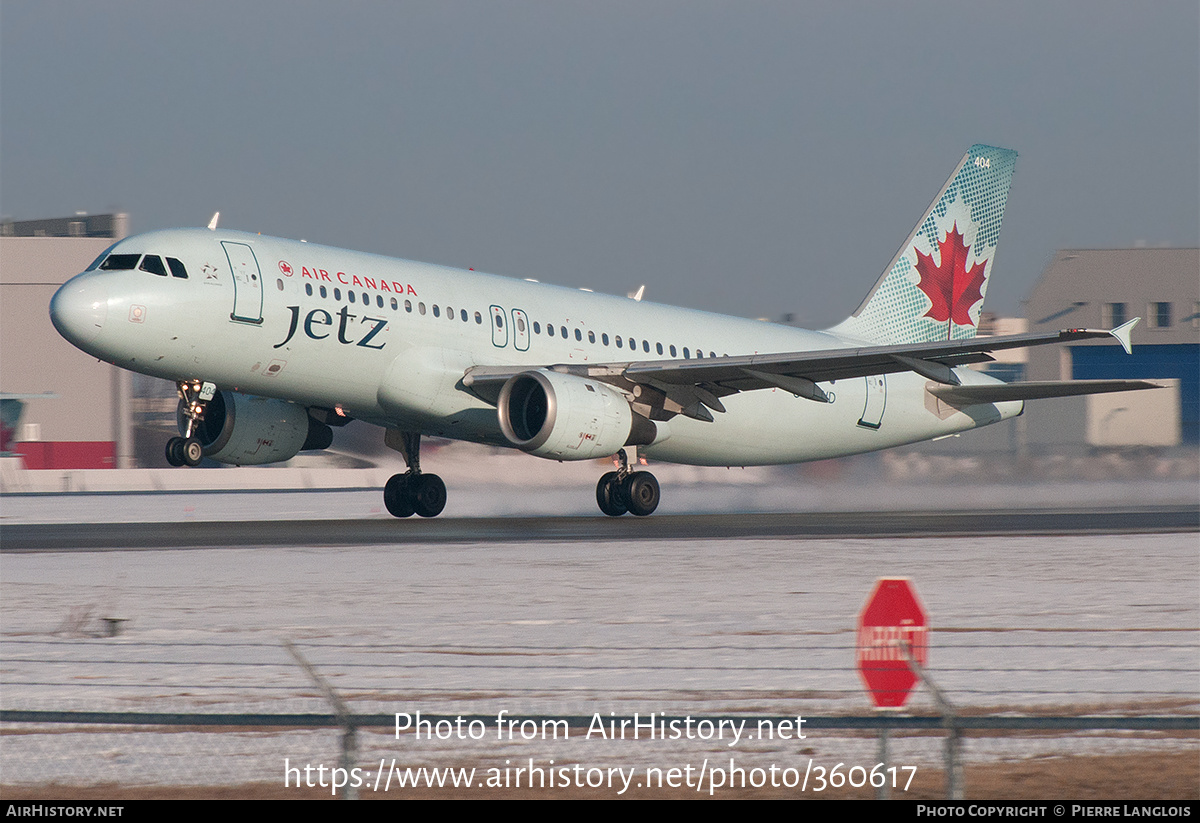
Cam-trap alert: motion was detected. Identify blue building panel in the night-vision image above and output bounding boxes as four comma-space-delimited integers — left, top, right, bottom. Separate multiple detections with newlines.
1070, 344, 1199, 443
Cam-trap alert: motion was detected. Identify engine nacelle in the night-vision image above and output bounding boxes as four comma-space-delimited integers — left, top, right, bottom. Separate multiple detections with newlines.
497, 370, 655, 460
178, 390, 331, 466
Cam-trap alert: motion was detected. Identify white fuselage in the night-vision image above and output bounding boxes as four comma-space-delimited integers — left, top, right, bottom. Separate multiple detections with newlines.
51, 228, 1019, 466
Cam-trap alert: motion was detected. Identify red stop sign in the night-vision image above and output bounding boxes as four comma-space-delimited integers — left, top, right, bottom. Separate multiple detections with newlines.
857, 578, 929, 709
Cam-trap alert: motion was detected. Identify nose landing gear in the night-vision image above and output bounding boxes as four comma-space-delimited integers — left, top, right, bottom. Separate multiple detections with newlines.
165, 380, 215, 467
596, 449, 660, 517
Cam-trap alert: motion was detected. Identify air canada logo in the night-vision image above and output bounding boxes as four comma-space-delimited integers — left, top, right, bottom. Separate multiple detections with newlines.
914, 222, 987, 326
279, 261, 293, 276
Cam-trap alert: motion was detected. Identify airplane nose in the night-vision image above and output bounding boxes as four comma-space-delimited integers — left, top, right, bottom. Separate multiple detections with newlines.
50, 272, 109, 349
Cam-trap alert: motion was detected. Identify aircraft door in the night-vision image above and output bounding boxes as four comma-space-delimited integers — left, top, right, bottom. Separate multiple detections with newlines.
222, 241, 264, 324
490, 305, 508, 348
511, 309, 530, 351
858, 374, 887, 429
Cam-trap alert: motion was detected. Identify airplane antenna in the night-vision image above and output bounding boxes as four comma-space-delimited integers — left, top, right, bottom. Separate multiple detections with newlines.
207, 212, 220, 231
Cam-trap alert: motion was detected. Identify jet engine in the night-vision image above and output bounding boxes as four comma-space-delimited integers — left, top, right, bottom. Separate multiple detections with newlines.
178, 390, 332, 466
497, 370, 655, 460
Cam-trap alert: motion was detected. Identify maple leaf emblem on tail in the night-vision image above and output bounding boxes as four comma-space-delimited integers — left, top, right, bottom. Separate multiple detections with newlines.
914, 222, 988, 326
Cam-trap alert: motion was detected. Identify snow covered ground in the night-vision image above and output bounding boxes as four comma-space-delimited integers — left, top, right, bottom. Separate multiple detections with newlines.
1, 522, 1196, 789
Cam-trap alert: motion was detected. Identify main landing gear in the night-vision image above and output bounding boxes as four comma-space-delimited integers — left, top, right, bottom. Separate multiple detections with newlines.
596, 449, 660, 517
165, 380, 214, 467
383, 431, 446, 518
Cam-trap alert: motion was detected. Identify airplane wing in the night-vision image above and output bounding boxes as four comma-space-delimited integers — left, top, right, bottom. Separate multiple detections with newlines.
461, 319, 1155, 421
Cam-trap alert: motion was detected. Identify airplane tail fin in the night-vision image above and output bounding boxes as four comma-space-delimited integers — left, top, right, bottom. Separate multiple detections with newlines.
831, 145, 1017, 345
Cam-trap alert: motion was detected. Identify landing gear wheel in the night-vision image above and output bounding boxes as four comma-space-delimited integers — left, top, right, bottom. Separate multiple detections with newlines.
413, 474, 447, 518
165, 437, 185, 467
382, 432, 447, 518
623, 471, 660, 517
596, 471, 628, 517
181, 438, 204, 467
384, 474, 416, 518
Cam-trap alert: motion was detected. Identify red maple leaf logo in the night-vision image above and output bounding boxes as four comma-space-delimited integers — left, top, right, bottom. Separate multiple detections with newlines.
914, 222, 987, 326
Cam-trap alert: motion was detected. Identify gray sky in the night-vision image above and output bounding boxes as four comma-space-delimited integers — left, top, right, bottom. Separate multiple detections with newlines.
2, 1, 1196, 327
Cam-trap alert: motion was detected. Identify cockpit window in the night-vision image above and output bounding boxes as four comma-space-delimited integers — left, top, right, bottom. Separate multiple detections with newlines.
99, 254, 141, 271
86, 243, 120, 270
166, 257, 188, 279
139, 255, 168, 276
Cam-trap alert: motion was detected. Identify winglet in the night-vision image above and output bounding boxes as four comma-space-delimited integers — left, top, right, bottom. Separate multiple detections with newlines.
1109, 317, 1139, 355
207, 212, 220, 231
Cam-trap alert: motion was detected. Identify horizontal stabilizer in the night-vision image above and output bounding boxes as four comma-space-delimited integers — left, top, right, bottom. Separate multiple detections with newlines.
930, 379, 1162, 406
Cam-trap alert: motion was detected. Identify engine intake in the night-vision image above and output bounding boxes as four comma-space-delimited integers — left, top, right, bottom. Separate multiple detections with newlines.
497, 370, 655, 460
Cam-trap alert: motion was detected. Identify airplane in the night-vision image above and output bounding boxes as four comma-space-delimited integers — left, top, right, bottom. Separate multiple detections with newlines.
49, 145, 1157, 518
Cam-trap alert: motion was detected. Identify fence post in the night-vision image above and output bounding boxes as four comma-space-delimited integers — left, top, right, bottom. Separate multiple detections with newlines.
285, 640, 359, 800
900, 640, 962, 800
876, 726, 891, 800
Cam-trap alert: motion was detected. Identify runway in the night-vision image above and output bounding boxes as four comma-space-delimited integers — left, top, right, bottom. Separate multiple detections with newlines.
3, 504, 1196, 551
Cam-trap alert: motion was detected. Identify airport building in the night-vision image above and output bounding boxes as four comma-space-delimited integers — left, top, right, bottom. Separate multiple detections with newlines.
1023, 248, 1199, 449
1, 215, 134, 468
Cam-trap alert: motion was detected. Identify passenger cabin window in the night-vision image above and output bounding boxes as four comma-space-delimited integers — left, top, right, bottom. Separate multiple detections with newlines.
474, 312, 483, 324
139, 255, 168, 276
276, 279, 284, 291
306, 284, 314, 296
574, 329, 582, 341
432, 304, 439, 317
533, 322, 541, 334
391, 297, 399, 310
320, 286, 328, 298
100, 254, 141, 270
166, 257, 188, 278
460, 309, 467, 322
349, 291, 357, 304
548, 325, 555, 337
